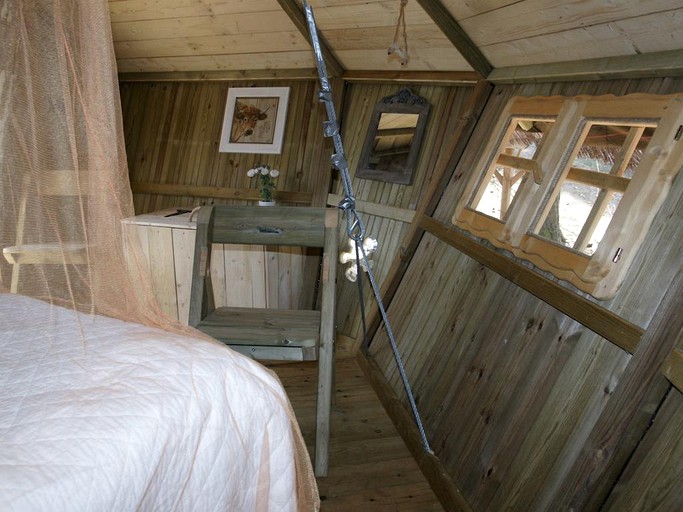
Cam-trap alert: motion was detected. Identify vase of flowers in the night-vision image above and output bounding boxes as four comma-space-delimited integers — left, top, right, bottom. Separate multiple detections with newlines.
247, 164, 280, 206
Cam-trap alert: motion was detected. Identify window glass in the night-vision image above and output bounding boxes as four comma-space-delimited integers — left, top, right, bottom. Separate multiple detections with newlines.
472, 118, 552, 220
539, 185, 625, 255
473, 168, 525, 220
535, 122, 654, 255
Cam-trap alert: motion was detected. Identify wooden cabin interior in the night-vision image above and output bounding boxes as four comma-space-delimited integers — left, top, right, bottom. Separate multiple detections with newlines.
7, 1, 682, 510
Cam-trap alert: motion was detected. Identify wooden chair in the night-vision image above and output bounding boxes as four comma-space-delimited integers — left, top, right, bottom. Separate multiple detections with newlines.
3, 170, 88, 293
189, 205, 338, 476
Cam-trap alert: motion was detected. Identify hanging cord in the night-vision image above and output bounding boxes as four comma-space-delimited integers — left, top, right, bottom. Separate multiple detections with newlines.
303, 1, 432, 454
388, 0, 409, 65
356, 238, 432, 453
354, 240, 369, 349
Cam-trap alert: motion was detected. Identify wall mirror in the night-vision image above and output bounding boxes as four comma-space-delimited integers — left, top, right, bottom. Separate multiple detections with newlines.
357, 88, 430, 185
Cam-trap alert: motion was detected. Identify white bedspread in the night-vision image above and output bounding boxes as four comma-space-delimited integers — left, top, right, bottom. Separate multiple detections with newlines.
0, 294, 312, 511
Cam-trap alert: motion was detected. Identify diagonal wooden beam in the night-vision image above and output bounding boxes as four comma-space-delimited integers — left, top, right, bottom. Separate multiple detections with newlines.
419, 215, 644, 354
357, 352, 474, 511
663, 348, 683, 394
276, 0, 344, 77
352, 79, 494, 354
415, 0, 492, 78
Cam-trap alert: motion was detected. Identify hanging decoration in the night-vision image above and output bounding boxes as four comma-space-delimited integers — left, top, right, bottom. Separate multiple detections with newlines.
387, 0, 409, 66
340, 237, 378, 282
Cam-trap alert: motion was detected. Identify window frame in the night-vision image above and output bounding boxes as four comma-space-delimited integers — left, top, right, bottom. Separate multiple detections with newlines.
453, 93, 683, 299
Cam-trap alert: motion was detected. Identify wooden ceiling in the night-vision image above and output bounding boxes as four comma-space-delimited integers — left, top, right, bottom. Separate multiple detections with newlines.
109, 0, 683, 78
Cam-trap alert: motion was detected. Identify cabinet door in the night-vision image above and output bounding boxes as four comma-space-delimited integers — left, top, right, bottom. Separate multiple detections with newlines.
124, 224, 179, 321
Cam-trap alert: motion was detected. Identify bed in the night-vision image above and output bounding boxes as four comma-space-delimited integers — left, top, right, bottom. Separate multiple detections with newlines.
0, 293, 317, 511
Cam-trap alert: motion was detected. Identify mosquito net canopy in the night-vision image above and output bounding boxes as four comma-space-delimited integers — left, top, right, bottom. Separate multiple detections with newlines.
0, 1, 318, 509
0, 0, 162, 322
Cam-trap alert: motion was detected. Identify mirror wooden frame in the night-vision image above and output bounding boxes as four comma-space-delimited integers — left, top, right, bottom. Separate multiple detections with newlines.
356, 88, 430, 185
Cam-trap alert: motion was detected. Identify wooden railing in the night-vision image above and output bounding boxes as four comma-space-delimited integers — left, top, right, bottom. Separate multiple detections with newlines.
131, 182, 312, 204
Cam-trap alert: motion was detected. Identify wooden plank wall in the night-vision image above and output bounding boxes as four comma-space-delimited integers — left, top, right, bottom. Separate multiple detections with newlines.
333, 82, 473, 349
369, 76, 683, 511
603, 310, 683, 512
120, 80, 331, 213
603, 386, 683, 512
119, 79, 335, 310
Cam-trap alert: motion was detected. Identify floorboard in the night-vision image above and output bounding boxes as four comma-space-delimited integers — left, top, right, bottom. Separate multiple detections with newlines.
269, 358, 444, 511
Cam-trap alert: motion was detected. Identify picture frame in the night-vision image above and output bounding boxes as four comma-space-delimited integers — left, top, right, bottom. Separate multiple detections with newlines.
219, 87, 290, 154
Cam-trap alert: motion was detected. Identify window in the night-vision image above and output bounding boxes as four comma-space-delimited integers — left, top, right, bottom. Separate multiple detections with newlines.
454, 94, 683, 299
471, 117, 554, 220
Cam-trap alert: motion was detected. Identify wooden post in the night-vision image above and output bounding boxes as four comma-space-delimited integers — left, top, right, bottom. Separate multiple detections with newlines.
315, 208, 339, 476
188, 206, 215, 327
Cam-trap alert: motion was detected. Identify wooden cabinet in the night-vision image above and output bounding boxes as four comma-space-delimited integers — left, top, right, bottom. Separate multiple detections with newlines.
123, 208, 310, 324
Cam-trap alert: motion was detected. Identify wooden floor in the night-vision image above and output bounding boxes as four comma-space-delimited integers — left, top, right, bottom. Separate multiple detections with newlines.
269, 358, 443, 511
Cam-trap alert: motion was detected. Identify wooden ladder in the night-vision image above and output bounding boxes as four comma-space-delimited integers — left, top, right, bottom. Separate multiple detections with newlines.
189, 205, 338, 476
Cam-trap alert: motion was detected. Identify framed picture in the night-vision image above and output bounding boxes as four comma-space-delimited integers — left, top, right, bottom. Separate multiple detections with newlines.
219, 87, 290, 154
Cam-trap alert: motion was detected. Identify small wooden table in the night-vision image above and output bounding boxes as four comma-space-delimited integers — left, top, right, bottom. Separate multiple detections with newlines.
123, 208, 310, 323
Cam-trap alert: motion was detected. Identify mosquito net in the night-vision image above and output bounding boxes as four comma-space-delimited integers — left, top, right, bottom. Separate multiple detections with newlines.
0, 2, 161, 321
0, 1, 318, 509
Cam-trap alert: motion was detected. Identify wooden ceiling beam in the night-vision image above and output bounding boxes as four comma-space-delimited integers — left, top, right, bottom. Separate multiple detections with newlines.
276, 0, 344, 77
415, 0, 492, 78
343, 70, 479, 85
489, 49, 683, 84
118, 69, 320, 82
